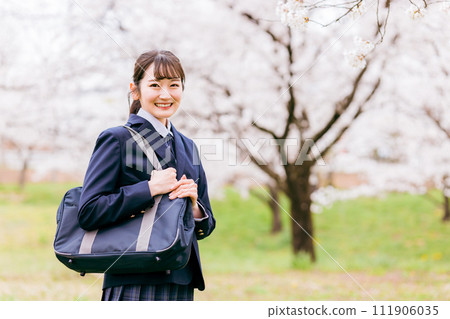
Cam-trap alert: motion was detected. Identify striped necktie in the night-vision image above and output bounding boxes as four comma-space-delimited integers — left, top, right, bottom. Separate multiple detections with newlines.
162, 134, 177, 168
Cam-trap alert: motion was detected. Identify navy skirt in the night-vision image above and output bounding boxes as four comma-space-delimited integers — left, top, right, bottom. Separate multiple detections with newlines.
101, 283, 194, 301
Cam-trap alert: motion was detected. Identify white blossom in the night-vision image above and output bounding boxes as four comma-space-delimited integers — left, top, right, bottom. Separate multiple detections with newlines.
276, 0, 310, 30
1, 0, 449, 208
354, 36, 374, 55
406, 4, 427, 20
441, 2, 450, 14
344, 36, 374, 69
344, 51, 367, 69
350, 0, 367, 19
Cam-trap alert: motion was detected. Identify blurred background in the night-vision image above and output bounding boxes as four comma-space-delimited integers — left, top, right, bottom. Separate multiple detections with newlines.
0, 0, 449, 300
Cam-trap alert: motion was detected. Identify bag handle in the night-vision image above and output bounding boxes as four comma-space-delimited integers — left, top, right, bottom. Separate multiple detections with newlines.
79, 125, 165, 256
122, 125, 162, 171
122, 125, 163, 251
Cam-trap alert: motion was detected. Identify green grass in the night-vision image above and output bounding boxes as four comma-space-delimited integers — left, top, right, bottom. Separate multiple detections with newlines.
0, 182, 448, 300
200, 188, 448, 274
313, 192, 448, 273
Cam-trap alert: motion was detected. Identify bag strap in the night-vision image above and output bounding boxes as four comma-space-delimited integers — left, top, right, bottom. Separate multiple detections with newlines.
122, 125, 162, 171
122, 125, 163, 251
79, 125, 164, 255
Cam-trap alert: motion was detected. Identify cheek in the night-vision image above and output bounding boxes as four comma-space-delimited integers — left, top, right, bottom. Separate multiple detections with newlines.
145, 92, 159, 103
174, 91, 183, 103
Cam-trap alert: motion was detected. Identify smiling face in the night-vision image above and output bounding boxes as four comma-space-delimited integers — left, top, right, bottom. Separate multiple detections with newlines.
131, 63, 183, 126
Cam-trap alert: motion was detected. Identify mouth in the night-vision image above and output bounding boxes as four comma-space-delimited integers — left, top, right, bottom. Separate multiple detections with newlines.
155, 103, 172, 109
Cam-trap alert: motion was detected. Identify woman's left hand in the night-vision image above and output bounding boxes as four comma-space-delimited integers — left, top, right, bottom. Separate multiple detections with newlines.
170, 175, 205, 219
169, 174, 198, 204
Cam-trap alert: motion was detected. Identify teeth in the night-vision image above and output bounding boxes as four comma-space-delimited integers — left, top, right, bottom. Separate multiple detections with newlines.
156, 103, 171, 107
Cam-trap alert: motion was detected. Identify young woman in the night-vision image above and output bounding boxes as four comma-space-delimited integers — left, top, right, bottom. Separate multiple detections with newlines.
78, 50, 216, 301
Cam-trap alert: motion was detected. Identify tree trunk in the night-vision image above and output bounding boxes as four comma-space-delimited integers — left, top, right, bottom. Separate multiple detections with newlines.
442, 175, 450, 222
19, 158, 28, 191
286, 163, 316, 262
268, 184, 282, 233
443, 194, 449, 222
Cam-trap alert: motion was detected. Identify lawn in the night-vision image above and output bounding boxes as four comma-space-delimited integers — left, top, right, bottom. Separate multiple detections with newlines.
0, 183, 448, 300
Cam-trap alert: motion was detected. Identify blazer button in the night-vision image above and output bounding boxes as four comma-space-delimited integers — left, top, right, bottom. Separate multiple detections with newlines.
130, 214, 136, 218
140, 210, 146, 214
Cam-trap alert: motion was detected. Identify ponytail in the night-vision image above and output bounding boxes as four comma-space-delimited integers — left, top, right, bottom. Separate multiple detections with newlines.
129, 99, 141, 115
128, 91, 141, 115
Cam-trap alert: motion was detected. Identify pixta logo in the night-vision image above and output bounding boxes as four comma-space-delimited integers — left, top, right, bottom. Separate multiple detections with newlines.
124, 129, 174, 174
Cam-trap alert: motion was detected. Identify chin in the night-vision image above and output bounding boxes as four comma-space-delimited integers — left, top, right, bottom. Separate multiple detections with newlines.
159, 107, 178, 116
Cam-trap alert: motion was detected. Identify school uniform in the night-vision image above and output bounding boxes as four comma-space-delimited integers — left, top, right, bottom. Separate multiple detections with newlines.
78, 109, 215, 301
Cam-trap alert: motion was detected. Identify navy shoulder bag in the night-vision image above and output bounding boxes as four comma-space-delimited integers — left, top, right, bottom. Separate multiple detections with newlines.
53, 126, 194, 275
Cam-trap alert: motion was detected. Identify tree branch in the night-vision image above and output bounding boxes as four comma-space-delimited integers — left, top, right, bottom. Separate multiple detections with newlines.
281, 29, 298, 140
236, 141, 286, 192
312, 64, 369, 143
238, 10, 286, 46
252, 122, 280, 139
424, 106, 450, 139
320, 77, 381, 159
308, 0, 365, 27
202, 75, 232, 97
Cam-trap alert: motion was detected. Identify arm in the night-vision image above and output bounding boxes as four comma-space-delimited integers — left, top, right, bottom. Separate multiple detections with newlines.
78, 129, 155, 231
193, 201, 207, 220
193, 146, 216, 240
167, 143, 216, 240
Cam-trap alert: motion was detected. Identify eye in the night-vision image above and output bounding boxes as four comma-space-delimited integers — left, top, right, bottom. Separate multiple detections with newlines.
149, 83, 159, 87
171, 83, 180, 87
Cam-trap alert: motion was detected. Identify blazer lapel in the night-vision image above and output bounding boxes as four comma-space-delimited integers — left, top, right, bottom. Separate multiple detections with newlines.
126, 114, 171, 166
171, 124, 187, 180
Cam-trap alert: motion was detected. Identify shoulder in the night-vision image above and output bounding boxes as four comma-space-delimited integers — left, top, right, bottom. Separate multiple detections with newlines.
91, 126, 130, 152
101, 125, 129, 138
96, 125, 131, 142
174, 128, 199, 155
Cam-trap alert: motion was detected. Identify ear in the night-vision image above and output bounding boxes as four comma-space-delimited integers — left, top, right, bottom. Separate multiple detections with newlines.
130, 82, 140, 100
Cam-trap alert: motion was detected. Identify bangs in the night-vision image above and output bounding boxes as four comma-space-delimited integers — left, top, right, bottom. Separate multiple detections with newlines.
153, 55, 185, 82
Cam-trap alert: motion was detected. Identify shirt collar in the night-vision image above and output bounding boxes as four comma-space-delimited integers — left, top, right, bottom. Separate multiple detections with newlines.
136, 108, 173, 138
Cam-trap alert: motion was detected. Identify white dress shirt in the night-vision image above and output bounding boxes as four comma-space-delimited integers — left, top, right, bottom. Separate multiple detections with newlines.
137, 108, 173, 138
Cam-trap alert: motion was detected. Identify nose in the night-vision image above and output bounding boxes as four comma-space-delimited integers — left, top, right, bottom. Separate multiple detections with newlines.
159, 86, 171, 99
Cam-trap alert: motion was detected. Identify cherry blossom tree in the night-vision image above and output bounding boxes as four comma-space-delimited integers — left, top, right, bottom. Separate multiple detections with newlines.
311, 4, 450, 223
1, 0, 448, 260
0, 1, 133, 187
175, 0, 450, 259
158, 0, 390, 261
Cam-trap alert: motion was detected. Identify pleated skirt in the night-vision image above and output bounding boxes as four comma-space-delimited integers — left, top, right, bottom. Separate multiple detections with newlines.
101, 283, 194, 301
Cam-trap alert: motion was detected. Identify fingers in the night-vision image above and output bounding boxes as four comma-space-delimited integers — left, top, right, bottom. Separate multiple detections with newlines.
169, 189, 198, 201
153, 168, 176, 179
158, 168, 177, 185
161, 167, 176, 178
166, 168, 177, 178
149, 168, 178, 195
170, 175, 194, 190
169, 183, 198, 200
170, 182, 197, 195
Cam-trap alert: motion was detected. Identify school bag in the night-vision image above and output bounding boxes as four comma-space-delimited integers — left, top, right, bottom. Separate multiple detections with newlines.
53, 125, 194, 275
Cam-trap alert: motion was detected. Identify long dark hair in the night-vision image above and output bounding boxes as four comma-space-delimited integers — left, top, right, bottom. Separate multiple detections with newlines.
129, 50, 185, 115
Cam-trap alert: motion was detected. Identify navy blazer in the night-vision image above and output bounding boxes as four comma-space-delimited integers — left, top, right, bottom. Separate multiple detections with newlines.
78, 114, 215, 290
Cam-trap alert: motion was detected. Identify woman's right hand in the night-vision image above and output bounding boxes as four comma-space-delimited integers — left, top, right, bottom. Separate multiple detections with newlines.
148, 168, 178, 196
